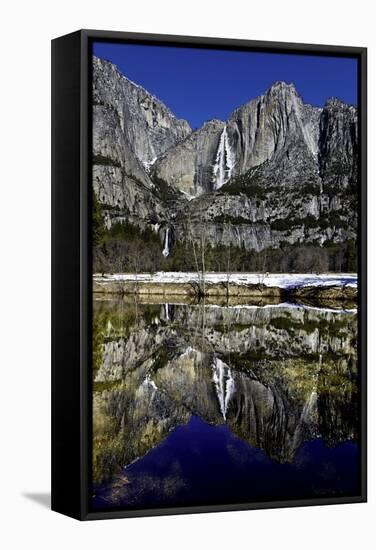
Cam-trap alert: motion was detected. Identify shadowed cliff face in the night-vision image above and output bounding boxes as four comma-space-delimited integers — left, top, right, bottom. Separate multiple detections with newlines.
92, 299, 358, 487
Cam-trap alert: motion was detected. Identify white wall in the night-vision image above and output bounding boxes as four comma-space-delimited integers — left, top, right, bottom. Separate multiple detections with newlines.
0, 1, 374, 548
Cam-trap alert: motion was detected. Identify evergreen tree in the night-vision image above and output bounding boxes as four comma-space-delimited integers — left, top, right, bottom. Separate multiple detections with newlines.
93, 193, 105, 247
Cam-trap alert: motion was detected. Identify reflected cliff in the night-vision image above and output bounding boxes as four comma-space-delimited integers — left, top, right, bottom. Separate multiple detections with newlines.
92, 297, 359, 509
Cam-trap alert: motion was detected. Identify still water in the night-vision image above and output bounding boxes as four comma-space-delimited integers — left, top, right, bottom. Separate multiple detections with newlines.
92, 298, 359, 511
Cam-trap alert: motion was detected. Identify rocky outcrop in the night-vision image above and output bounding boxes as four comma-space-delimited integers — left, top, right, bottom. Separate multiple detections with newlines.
152, 119, 225, 196
291, 284, 357, 306
319, 98, 358, 189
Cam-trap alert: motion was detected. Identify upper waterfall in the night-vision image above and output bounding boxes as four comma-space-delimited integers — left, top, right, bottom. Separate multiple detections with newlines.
213, 126, 235, 190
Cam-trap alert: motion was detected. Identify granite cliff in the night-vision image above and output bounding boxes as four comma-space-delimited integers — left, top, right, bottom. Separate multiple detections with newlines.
92, 56, 358, 270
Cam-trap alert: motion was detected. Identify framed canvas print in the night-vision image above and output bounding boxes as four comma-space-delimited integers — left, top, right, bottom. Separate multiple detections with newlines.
51, 30, 367, 520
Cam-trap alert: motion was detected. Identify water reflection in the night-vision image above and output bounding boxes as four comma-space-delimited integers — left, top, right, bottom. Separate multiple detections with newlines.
92, 297, 359, 510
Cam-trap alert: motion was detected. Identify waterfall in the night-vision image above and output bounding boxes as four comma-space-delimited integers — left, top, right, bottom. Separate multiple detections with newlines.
164, 303, 170, 321
143, 155, 157, 172
142, 374, 158, 392
213, 126, 234, 190
212, 356, 235, 420
162, 228, 170, 257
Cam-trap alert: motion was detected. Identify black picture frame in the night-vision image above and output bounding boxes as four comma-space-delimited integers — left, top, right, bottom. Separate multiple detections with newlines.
51, 29, 367, 521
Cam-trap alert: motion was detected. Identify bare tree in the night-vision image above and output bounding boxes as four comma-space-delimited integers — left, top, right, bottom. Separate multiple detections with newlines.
114, 253, 127, 296
187, 209, 208, 298
224, 197, 232, 302
126, 242, 141, 288
124, 242, 142, 321
257, 234, 269, 286
113, 241, 141, 325
200, 211, 208, 297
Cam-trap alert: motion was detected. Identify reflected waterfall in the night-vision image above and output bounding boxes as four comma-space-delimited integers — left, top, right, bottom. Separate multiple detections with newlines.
212, 356, 235, 420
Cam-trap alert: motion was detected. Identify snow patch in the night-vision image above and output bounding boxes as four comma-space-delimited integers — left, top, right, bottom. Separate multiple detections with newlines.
143, 156, 158, 172
178, 346, 196, 359
181, 190, 196, 201
94, 271, 357, 290
142, 374, 158, 391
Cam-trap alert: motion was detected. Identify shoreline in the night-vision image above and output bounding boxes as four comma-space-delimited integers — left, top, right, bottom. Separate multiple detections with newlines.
93, 275, 357, 309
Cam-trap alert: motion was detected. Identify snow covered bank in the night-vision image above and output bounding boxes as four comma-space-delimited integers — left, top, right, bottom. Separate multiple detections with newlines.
93, 272, 357, 289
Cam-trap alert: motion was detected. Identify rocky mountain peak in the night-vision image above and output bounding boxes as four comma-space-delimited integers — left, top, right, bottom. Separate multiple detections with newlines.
92, 56, 358, 266
266, 80, 298, 95
325, 96, 356, 110
202, 118, 226, 127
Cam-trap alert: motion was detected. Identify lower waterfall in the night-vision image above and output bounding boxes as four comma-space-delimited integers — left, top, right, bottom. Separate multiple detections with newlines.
162, 228, 170, 257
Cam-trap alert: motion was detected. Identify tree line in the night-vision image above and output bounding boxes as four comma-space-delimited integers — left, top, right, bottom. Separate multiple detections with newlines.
92, 194, 357, 274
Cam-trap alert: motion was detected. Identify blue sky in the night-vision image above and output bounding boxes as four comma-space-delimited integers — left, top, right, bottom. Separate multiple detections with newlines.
93, 42, 358, 129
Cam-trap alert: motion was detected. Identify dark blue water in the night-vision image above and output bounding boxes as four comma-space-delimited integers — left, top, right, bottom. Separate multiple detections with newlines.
93, 415, 359, 511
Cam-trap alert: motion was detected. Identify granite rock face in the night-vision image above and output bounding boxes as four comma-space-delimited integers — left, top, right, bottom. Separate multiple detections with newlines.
92, 57, 358, 254
227, 82, 321, 174
319, 98, 358, 189
152, 119, 225, 196
93, 57, 191, 167
153, 82, 322, 195
92, 56, 190, 230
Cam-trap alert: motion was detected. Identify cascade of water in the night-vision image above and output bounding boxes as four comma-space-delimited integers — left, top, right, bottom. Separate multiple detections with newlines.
142, 374, 158, 392
162, 228, 170, 257
213, 126, 234, 190
164, 303, 170, 321
212, 356, 235, 420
